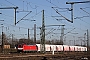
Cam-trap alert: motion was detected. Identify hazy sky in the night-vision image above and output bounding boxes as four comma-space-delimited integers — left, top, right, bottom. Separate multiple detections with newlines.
0, 0, 90, 46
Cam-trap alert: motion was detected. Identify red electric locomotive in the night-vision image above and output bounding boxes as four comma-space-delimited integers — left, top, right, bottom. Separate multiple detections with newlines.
17, 44, 38, 53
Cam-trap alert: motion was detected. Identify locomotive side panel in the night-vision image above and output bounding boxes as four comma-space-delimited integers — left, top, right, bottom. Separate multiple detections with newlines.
23, 45, 37, 51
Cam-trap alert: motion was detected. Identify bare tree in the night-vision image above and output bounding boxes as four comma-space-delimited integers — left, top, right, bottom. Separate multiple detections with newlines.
19, 38, 34, 45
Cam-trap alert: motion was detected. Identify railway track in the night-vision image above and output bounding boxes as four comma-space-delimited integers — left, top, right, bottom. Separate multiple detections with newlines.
0, 52, 89, 60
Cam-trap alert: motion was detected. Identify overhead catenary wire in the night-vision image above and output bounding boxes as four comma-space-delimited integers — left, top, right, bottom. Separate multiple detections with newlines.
4, 0, 33, 19
1, 21, 33, 30
46, 0, 90, 29
51, 14, 87, 32
0, 1, 41, 31
4, 0, 27, 11
72, 7, 90, 26
58, 4, 90, 29
0, 13, 36, 28
46, 0, 74, 23
4, 0, 17, 6
0, 2, 39, 33
80, 8, 90, 15
52, 7, 73, 23
0, 22, 35, 39
0, 0, 89, 39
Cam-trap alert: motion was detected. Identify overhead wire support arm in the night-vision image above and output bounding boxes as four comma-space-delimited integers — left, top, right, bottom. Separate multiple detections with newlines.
0, 7, 18, 9
66, 1, 90, 4
66, 1, 90, 23
0, 7, 18, 25
15, 11, 32, 25
52, 7, 69, 10
52, 7, 73, 23
45, 25, 65, 27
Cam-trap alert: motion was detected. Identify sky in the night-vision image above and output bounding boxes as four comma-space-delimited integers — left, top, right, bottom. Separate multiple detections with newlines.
0, 0, 90, 46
